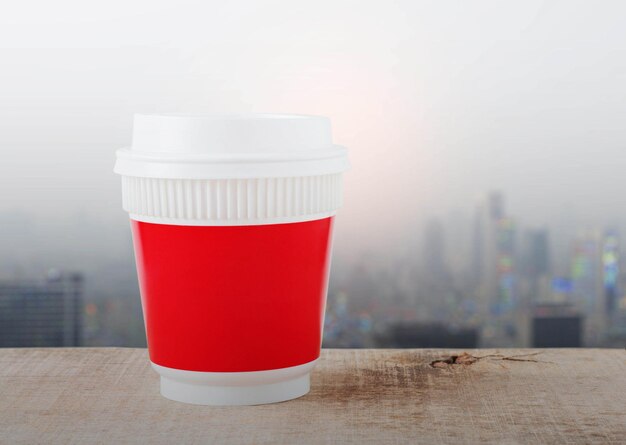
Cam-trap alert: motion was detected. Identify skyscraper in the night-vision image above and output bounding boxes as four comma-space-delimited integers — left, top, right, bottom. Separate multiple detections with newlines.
472, 192, 519, 346
569, 230, 606, 345
601, 230, 620, 318
523, 229, 550, 280
519, 228, 551, 303
494, 217, 516, 314
0, 270, 84, 347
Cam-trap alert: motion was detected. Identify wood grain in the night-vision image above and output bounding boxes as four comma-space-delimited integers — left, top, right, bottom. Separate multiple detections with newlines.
0, 348, 624, 444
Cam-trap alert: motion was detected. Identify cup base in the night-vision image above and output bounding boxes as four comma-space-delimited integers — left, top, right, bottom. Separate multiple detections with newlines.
151, 360, 317, 406
160, 373, 310, 406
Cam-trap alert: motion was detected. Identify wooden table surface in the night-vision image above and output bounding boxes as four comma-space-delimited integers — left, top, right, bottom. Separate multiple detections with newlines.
1, 348, 625, 444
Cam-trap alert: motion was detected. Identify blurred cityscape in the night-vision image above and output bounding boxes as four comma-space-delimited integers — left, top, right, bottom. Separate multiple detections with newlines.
1, 190, 625, 349
324, 191, 626, 348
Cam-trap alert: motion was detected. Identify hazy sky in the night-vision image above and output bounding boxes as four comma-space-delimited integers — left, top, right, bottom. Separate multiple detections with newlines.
1, 0, 626, 270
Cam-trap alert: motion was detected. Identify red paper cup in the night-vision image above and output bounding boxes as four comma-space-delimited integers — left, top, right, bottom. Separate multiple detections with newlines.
114, 114, 349, 405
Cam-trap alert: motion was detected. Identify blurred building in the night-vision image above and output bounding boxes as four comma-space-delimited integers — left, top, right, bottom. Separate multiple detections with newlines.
571, 231, 603, 312
519, 229, 551, 300
374, 322, 479, 348
532, 303, 582, 347
601, 230, 620, 318
473, 192, 517, 312
494, 217, 516, 314
0, 270, 84, 347
472, 192, 519, 346
569, 231, 606, 345
420, 218, 461, 319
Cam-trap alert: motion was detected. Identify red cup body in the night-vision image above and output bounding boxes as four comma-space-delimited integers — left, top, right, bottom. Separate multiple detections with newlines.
130, 217, 334, 372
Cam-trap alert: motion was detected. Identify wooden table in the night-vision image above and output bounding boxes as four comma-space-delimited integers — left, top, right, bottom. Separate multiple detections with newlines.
1, 348, 624, 444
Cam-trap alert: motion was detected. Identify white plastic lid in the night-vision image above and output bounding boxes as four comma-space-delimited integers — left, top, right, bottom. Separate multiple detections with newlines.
114, 113, 350, 179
